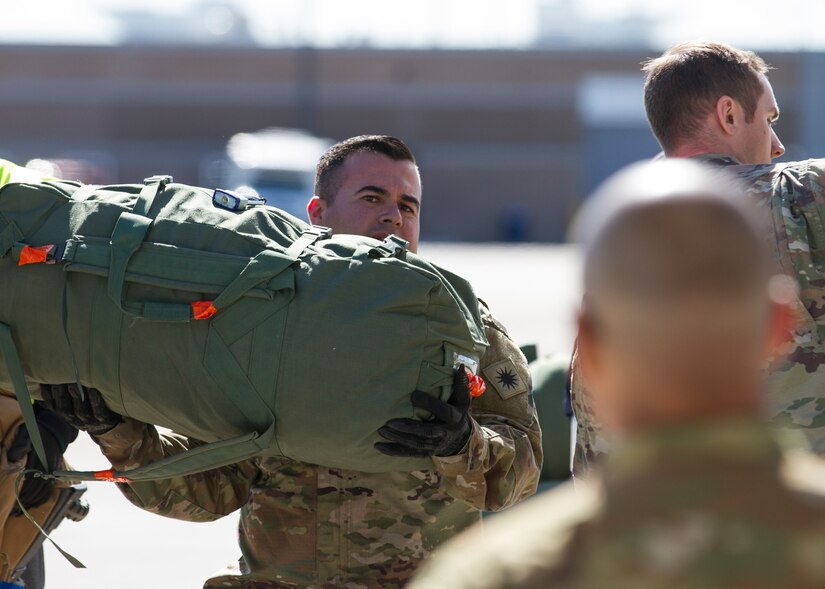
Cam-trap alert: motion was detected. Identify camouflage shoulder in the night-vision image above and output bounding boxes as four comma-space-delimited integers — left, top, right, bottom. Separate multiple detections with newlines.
734, 158, 825, 198
409, 479, 600, 589
477, 298, 510, 339
477, 302, 531, 404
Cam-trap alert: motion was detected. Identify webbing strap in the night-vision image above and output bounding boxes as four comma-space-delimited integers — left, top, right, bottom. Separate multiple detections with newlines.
0, 323, 48, 470
212, 249, 296, 311
284, 226, 332, 259
0, 220, 23, 257
69, 185, 100, 202
133, 175, 171, 217
108, 212, 152, 312
53, 422, 276, 482
13, 472, 86, 569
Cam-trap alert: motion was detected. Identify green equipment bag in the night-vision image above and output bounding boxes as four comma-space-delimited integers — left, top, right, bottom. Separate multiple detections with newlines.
0, 167, 488, 481
529, 352, 572, 483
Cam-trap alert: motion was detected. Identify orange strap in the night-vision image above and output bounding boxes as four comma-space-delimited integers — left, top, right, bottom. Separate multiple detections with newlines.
191, 301, 218, 320
18, 244, 54, 266
93, 469, 130, 483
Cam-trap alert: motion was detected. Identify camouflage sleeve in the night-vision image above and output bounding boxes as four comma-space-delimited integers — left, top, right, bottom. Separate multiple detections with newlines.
569, 341, 611, 476
431, 303, 542, 512
758, 160, 825, 455
93, 417, 261, 522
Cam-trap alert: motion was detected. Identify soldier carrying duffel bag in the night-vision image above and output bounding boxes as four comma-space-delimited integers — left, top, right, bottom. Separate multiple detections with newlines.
0, 158, 488, 483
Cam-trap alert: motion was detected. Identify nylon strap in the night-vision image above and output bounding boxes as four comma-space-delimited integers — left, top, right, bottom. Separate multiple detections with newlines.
69, 185, 100, 202
134, 301, 192, 322
61, 238, 267, 297
133, 175, 171, 217
14, 472, 86, 568
284, 226, 332, 259
212, 250, 296, 311
0, 220, 23, 257
0, 323, 48, 469
108, 212, 152, 313
53, 422, 276, 482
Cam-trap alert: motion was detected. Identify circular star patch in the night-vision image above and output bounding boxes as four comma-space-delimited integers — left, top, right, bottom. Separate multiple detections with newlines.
482, 358, 528, 400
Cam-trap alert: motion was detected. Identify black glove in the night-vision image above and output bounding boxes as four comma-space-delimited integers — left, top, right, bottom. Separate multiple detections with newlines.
40, 383, 123, 436
375, 366, 473, 458
7, 404, 78, 513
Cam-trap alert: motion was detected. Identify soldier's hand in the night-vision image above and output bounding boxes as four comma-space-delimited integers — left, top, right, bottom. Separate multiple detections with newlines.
375, 366, 473, 458
8, 405, 78, 512
40, 383, 123, 436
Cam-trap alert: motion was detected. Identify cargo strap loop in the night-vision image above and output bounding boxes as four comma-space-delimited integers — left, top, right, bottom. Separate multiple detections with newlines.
133, 175, 172, 217
0, 220, 24, 257
108, 212, 194, 321
0, 323, 48, 470
108, 212, 153, 310
284, 226, 332, 259
106, 212, 296, 322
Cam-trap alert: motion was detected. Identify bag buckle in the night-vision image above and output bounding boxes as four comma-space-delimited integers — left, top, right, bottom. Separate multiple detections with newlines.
143, 175, 173, 186
369, 235, 409, 259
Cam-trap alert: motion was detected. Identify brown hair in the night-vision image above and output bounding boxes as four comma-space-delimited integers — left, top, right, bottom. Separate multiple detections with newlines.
314, 135, 417, 201
642, 41, 770, 152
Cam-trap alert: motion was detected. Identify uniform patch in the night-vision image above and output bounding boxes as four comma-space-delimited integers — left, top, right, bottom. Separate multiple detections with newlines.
483, 358, 528, 400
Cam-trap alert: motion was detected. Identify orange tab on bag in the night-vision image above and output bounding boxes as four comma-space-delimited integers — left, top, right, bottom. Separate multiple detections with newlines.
93, 469, 130, 483
468, 373, 487, 398
191, 301, 218, 320
18, 244, 54, 266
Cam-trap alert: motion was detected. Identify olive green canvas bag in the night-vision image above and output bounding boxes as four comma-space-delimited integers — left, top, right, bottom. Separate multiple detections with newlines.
0, 167, 488, 482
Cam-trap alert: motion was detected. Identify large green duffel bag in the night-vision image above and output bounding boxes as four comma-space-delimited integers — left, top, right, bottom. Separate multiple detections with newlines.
0, 167, 488, 481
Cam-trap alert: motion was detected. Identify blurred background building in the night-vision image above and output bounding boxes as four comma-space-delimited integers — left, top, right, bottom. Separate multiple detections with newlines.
3, 0, 822, 242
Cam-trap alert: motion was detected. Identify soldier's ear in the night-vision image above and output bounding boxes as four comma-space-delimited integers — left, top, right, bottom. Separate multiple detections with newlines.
307, 196, 326, 225
716, 95, 738, 136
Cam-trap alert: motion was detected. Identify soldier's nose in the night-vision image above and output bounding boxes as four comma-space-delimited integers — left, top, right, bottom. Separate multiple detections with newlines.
772, 131, 785, 159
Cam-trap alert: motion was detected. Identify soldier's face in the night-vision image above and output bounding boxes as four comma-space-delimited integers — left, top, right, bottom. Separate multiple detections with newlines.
307, 152, 422, 252
734, 74, 784, 165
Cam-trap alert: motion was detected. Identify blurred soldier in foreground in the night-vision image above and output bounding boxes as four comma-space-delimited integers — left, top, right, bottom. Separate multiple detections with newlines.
44, 136, 542, 588
409, 159, 825, 589
573, 40, 825, 472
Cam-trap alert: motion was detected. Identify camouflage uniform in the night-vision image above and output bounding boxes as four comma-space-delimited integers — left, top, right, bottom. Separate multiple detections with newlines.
94, 304, 542, 589
572, 155, 825, 473
409, 419, 825, 589
0, 394, 63, 583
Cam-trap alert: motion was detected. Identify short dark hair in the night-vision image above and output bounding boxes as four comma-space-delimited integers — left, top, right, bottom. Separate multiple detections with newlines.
642, 41, 770, 152
314, 135, 417, 201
